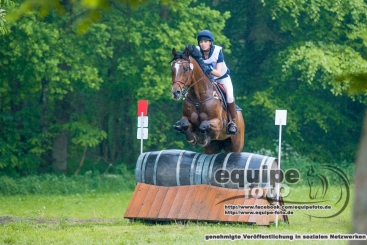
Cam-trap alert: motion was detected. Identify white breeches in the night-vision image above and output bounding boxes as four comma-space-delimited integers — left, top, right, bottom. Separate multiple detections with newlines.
216, 75, 234, 103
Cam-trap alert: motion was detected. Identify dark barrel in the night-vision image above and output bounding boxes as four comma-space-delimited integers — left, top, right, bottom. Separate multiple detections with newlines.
135, 149, 278, 189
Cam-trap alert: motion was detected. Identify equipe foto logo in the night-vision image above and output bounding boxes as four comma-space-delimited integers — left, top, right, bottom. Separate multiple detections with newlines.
214, 167, 300, 188
214, 165, 350, 218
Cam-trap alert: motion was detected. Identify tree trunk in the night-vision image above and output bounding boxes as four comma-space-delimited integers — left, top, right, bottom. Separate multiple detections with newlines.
52, 98, 70, 173
74, 146, 88, 175
350, 109, 367, 245
52, 129, 69, 172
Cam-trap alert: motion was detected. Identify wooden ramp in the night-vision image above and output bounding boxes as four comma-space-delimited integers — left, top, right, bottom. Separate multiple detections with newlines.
124, 183, 289, 225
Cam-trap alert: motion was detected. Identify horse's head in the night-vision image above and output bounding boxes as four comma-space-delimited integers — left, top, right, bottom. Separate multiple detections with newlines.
170, 47, 194, 100
307, 166, 328, 199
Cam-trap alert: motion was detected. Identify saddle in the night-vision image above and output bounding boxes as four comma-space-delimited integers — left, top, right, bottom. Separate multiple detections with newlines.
213, 82, 228, 110
213, 82, 242, 111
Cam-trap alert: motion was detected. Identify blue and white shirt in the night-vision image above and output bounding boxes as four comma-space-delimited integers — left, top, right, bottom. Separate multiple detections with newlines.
196, 45, 230, 80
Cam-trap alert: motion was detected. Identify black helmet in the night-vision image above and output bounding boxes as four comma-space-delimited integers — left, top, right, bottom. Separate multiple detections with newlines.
197, 30, 214, 43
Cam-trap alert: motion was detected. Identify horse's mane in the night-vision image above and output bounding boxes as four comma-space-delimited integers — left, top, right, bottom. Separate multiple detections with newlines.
171, 45, 208, 75
171, 51, 190, 63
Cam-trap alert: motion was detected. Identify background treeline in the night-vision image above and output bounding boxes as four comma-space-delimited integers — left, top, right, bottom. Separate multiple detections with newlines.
0, 0, 366, 176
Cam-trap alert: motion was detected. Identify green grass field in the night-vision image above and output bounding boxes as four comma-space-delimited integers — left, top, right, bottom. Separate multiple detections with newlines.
0, 185, 353, 245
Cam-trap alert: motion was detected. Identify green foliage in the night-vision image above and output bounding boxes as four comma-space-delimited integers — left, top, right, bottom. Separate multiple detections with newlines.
0, 0, 366, 175
215, 0, 367, 162
64, 122, 107, 148
0, 1, 14, 35
0, 171, 135, 195
0, 9, 7, 34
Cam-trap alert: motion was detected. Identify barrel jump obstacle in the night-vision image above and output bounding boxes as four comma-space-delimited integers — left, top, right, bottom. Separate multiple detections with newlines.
124, 150, 289, 225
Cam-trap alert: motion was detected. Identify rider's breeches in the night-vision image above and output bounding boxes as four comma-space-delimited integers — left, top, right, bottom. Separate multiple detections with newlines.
216, 75, 234, 103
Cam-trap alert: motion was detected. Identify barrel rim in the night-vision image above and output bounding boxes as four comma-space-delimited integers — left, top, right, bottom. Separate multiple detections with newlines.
153, 150, 164, 185
175, 150, 186, 186
135, 152, 147, 183
190, 153, 201, 185
195, 154, 209, 185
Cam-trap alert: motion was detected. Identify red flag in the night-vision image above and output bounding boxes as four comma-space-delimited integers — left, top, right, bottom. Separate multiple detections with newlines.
137, 100, 148, 116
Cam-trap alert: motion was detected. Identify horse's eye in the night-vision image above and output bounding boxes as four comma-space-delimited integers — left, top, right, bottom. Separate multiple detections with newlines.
184, 66, 189, 72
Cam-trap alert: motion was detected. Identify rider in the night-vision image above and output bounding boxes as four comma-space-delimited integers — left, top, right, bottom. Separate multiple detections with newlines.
196, 30, 238, 134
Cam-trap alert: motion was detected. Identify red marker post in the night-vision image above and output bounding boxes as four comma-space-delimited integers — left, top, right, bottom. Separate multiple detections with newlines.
137, 100, 148, 154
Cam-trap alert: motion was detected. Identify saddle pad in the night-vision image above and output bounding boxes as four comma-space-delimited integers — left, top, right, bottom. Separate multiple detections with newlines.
213, 82, 242, 111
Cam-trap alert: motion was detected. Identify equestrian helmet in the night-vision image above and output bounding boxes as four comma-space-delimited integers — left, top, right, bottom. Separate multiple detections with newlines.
197, 30, 214, 43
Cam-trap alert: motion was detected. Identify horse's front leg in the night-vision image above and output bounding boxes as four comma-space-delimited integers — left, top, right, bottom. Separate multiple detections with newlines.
197, 120, 211, 147
179, 117, 198, 145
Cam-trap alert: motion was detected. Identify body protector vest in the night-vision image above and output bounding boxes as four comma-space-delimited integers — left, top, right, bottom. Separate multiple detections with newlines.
196, 45, 228, 80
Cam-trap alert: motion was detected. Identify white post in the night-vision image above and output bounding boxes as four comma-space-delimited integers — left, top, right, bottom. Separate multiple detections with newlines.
140, 112, 143, 155
275, 120, 282, 228
274, 110, 287, 228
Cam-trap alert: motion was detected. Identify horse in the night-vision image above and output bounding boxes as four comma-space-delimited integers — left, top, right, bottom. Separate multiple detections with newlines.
170, 46, 245, 154
306, 165, 350, 218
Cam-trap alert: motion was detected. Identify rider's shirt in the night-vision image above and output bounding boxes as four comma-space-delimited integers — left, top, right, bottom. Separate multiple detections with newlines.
196, 45, 230, 80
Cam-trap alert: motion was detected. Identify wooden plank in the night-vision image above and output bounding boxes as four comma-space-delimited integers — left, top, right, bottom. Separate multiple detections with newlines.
196, 186, 222, 221
256, 212, 270, 225
215, 188, 239, 222
124, 182, 142, 218
227, 189, 246, 222
123, 183, 286, 225
177, 185, 200, 220
167, 185, 190, 219
186, 185, 210, 220
206, 187, 230, 221
137, 185, 160, 218
146, 186, 169, 219
124, 182, 150, 218
247, 189, 268, 223
237, 192, 257, 223
156, 186, 179, 219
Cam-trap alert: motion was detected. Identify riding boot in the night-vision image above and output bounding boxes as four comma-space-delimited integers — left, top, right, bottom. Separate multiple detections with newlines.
227, 102, 238, 135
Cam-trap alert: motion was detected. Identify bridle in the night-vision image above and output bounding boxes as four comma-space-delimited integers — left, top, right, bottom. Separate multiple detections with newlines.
171, 60, 192, 94
171, 57, 214, 124
171, 58, 206, 96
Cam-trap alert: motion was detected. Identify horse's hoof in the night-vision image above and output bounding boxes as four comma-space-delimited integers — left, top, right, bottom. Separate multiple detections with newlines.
188, 135, 198, 145
197, 138, 211, 147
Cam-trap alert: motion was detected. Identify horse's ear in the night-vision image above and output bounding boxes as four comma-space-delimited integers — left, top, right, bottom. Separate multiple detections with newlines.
184, 47, 190, 58
172, 48, 177, 56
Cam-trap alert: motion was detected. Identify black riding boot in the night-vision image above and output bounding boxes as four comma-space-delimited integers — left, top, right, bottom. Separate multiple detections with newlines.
173, 124, 183, 133
227, 102, 238, 135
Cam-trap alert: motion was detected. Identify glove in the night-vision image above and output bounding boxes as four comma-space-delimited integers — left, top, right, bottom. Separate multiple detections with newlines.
203, 65, 213, 74
186, 44, 196, 53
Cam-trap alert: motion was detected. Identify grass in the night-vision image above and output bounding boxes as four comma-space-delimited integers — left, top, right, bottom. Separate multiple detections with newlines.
0, 159, 357, 244
0, 184, 354, 245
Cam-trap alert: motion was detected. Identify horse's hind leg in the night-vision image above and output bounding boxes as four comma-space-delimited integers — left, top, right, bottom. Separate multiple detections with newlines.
204, 140, 222, 154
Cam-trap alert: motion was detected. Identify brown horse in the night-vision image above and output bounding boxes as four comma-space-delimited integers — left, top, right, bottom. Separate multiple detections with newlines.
170, 47, 245, 154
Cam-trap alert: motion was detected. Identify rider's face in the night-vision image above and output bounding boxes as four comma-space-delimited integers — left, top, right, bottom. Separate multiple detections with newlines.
199, 40, 212, 51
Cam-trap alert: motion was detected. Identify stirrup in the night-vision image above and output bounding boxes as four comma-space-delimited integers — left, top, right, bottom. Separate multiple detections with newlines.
227, 121, 238, 135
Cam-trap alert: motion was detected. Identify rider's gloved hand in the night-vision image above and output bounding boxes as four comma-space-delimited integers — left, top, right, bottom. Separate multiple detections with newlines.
186, 44, 196, 54
203, 65, 213, 74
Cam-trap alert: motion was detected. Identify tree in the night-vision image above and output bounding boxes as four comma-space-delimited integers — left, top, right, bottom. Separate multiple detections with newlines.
201, 0, 366, 162
0, 0, 230, 174
0, 0, 14, 35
